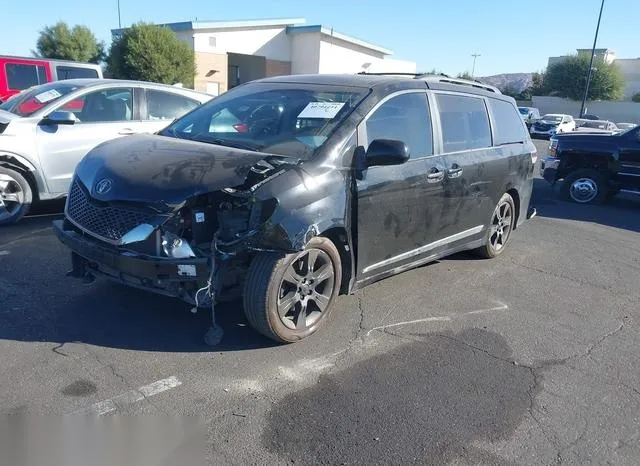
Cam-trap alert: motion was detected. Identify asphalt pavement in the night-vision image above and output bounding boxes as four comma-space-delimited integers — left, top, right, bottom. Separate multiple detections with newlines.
1, 139, 639, 465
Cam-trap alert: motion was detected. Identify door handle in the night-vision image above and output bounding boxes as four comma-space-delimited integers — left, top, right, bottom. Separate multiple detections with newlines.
447, 164, 463, 178
118, 128, 137, 135
426, 168, 444, 183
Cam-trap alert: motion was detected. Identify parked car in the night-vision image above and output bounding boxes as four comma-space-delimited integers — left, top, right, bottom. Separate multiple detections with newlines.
53, 73, 537, 343
541, 125, 640, 204
518, 106, 540, 128
0, 79, 212, 225
530, 114, 576, 138
616, 122, 637, 131
574, 118, 588, 128
573, 120, 618, 134
0, 55, 103, 103
581, 113, 601, 120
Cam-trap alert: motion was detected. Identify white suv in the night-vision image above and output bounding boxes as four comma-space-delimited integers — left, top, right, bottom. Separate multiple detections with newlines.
530, 114, 575, 139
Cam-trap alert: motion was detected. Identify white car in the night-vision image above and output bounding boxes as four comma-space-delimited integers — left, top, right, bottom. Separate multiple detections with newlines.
574, 120, 618, 134
529, 114, 576, 138
0, 79, 212, 224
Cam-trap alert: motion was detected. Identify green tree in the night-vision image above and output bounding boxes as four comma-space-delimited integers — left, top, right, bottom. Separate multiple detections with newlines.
543, 54, 624, 101
107, 23, 195, 87
457, 72, 474, 80
35, 22, 104, 63
631, 92, 640, 103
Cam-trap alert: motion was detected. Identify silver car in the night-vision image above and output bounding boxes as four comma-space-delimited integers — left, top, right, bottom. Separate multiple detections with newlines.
0, 79, 212, 225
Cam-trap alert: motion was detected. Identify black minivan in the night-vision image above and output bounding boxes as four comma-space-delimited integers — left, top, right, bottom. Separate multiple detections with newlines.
54, 73, 537, 343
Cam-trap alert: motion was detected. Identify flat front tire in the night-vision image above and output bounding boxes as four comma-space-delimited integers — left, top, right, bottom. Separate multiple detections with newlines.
0, 166, 32, 226
243, 237, 342, 343
475, 193, 516, 259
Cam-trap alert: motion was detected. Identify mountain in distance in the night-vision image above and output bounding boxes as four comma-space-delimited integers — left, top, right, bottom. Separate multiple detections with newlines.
478, 73, 533, 93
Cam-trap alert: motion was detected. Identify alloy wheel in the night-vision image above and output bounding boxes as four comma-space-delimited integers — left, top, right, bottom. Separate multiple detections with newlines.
569, 178, 598, 203
490, 200, 513, 252
0, 173, 25, 222
277, 248, 335, 330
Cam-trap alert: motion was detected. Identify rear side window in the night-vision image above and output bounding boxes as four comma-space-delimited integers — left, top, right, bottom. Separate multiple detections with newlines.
366, 92, 433, 158
436, 94, 491, 152
146, 90, 200, 120
56, 66, 99, 80
5, 63, 47, 90
488, 99, 527, 146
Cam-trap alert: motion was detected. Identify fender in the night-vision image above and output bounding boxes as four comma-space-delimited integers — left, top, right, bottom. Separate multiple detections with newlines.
0, 152, 50, 197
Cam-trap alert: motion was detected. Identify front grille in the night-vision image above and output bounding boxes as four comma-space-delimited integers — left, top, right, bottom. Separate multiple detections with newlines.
66, 180, 157, 244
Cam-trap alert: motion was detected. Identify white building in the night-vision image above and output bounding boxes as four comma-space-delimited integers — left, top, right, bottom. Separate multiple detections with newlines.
113, 18, 416, 95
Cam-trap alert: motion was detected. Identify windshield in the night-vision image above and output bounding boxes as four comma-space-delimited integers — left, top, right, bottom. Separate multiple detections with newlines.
541, 115, 563, 122
518, 108, 530, 115
0, 82, 85, 117
160, 82, 369, 159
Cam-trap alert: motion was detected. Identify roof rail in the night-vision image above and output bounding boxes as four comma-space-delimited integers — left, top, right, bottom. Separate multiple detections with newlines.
357, 71, 453, 78
419, 75, 502, 94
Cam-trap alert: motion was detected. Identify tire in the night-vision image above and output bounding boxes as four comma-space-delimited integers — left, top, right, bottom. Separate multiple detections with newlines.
0, 166, 32, 226
560, 168, 607, 205
474, 193, 516, 259
243, 236, 342, 343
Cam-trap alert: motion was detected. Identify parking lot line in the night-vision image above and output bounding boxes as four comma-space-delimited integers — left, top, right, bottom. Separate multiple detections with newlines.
366, 305, 509, 336
68, 376, 182, 416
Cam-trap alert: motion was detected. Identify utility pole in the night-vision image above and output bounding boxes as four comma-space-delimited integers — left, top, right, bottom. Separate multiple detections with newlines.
580, 0, 605, 118
117, 0, 122, 29
471, 53, 481, 78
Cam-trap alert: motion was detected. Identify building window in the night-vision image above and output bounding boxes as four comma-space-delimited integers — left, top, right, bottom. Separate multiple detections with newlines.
209, 36, 217, 48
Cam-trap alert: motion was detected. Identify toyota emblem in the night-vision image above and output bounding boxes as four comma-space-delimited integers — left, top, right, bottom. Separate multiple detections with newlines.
95, 178, 113, 195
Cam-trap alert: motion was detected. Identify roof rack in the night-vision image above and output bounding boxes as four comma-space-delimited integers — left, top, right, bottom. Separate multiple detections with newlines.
419, 75, 501, 94
355, 72, 501, 94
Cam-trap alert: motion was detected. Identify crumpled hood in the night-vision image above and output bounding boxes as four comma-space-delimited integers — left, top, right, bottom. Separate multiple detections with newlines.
75, 134, 274, 211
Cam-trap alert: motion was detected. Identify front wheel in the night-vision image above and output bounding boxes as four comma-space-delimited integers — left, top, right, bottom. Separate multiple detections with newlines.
243, 237, 342, 343
561, 169, 607, 204
0, 166, 33, 226
474, 193, 516, 259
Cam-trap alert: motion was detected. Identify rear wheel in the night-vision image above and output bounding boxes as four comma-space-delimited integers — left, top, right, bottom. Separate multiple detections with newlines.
561, 168, 607, 204
0, 166, 32, 226
475, 193, 516, 259
243, 237, 342, 343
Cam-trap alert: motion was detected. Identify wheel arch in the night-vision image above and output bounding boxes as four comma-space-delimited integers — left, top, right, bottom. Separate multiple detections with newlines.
318, 226, 354, 295
0, 153, 41, 202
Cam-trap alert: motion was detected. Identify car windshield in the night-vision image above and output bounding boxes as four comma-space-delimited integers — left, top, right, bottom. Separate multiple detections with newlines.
541, 115, 563, 122
160, 82, 369, 159
518, 108, 531, 115
0, 82, 84, 117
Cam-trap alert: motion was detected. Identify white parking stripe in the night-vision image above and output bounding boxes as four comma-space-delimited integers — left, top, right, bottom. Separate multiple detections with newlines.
69, 376, 182, 416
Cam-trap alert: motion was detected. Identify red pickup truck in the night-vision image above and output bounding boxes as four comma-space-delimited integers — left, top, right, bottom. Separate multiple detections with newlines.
0, 55, 103, 103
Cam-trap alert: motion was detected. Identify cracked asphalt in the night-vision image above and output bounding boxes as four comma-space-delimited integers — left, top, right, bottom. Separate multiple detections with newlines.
1, 140, 639, 465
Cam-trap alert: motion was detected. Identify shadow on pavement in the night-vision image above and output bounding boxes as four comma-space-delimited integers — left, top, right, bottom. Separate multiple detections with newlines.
531, 178, 640, 233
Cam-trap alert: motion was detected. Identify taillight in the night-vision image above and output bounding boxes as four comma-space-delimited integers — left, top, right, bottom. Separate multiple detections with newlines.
233, 123, 248, 133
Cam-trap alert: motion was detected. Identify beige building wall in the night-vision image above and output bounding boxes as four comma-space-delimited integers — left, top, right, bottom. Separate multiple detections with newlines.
265, 59, 292, 77
194, 51, 228, 95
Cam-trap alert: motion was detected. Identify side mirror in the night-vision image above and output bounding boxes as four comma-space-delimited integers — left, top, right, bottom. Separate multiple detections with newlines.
41, 111, 77, 126
365, 139, 409, 167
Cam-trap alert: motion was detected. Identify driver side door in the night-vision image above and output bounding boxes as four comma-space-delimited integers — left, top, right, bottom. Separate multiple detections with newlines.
35, 87, 137, 195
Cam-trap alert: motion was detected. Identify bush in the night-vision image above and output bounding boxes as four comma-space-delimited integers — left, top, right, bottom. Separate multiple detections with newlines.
107, 23, 195, 87
632, 92, 640, 103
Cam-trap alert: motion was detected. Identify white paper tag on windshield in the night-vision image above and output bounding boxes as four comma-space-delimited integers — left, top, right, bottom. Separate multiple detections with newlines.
34, 89, 62, 104
298, 102, 345, 119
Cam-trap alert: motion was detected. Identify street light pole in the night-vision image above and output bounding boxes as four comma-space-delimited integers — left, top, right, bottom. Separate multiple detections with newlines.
471, 53, 481, 78
579, 0, 605, 117
117, 0, 122, 29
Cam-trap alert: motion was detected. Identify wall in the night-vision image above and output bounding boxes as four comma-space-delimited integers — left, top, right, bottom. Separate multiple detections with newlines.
531, 96, 640, 123
318, 37, 386, 74
193, 27, 291, 61
265, 59, 292, 77
194, 51, 228, 95
616, 58, 640, 100
290, 32, 321, 74
174, 30, 194, 49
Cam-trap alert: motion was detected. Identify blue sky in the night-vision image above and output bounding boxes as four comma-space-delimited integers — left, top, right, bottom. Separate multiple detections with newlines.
3, 0, 637, 76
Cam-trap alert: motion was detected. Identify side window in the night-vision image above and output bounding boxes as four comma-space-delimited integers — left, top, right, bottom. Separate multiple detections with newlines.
488, 98, 527, 146
436, 93, 492, 152
146, 90, 200, 120
60, 88, 133, 122
56, 66, 99, 80
6, 63, 47, 90
365, 92, 432, 158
